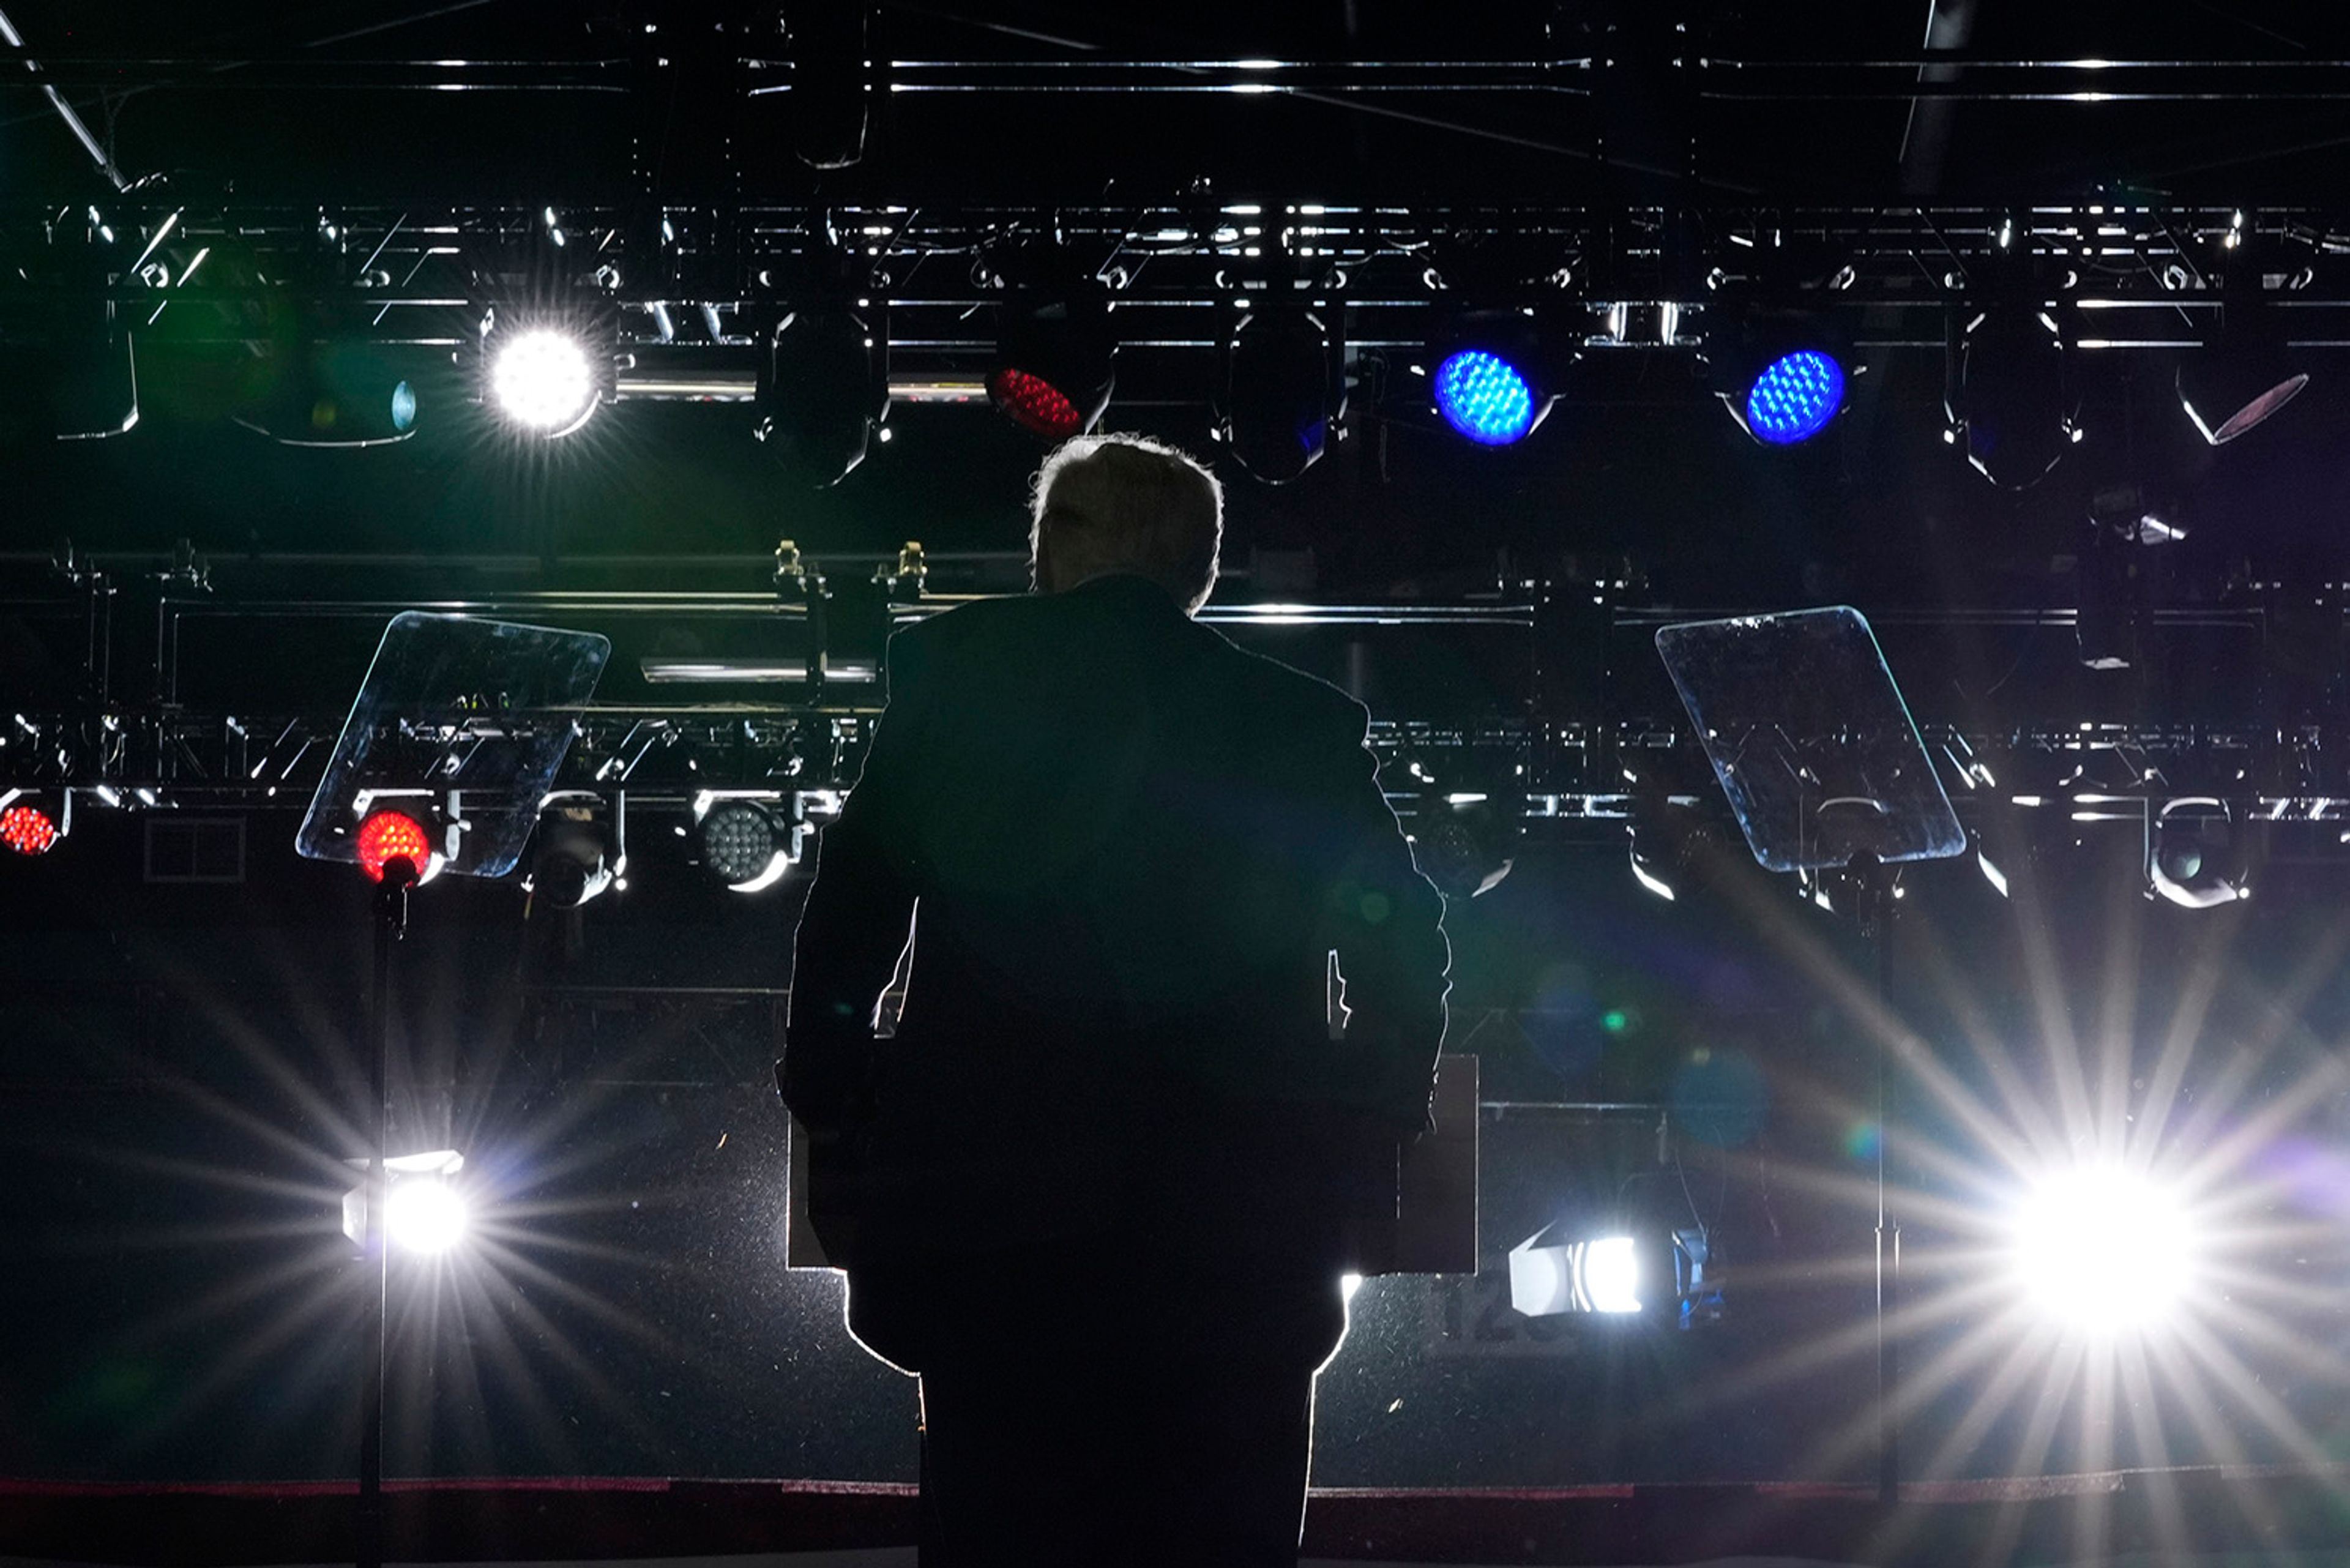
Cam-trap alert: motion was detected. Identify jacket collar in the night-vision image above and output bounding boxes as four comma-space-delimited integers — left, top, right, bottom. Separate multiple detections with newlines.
1059, 572, 1188, 614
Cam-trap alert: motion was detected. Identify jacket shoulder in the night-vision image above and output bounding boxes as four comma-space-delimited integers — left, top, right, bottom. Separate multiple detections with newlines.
1212, 637, 1370, 742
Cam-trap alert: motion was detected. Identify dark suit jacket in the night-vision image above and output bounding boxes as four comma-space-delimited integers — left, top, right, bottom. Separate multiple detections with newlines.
781, 573, 1450, 1258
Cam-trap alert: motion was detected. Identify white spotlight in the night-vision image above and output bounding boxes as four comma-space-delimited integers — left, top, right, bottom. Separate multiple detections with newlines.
490, 329, 599, 435
2010, 1165, 2197, 1332
1509, 1227, 1643, 1316
386, 1178, 469, 1255
1581, 1236, 1643, 1313
343, 1148, 469, 1256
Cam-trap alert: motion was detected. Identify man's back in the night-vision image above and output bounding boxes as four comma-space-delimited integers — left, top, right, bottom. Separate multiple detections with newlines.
779, 436, 1447, 1567
789, 572, 1449, 1254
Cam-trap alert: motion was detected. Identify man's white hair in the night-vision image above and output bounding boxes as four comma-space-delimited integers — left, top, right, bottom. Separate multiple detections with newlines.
1028, 433, 1223, 614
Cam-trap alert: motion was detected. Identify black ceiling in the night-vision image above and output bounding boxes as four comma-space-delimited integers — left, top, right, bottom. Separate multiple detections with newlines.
5, 1, 2349, 205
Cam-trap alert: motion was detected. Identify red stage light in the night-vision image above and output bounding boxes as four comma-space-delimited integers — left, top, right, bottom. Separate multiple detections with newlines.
986, 367, 1083, 438
0, 804, 58, 856
356, 810, 431, 881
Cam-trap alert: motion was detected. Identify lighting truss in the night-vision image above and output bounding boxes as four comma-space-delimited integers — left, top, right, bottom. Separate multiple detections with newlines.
14, 206, 2344, 419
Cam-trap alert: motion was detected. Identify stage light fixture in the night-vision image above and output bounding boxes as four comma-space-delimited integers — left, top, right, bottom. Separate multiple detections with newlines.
1510, 1227, 1642, 1315
245, 335, 422, 449
1218, 304, 1335, 483
788, 2, 873, 171
693, 795, 795, 893
0, 333, 138, 443
0, 220, 140, 442
1701, 233, 1859, 448
2177, 232, 2309, 446
1743, 349, 1845, 444
1428, 310, 1557, 447
476, 297, 614, 439
343, 1149, 468, 1256
0, 800, 61, 856
988, 285, 1115, 439
490, 328, 598, 433
2147, 797, 2251, 909
1946, 304, 2081, 490
529, 804, 619, 910
758, 297, 888, 486
1706, 310, 1853, 448
1625, 787, 1714, 903
2010, 1164, 2198, 1333
356, 808, 433, 883
1408, 791, 1518, 900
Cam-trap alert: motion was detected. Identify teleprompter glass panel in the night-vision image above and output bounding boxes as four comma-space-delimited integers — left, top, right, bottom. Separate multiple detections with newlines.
1654, 607, 1963, 873
296, 612, 611, 879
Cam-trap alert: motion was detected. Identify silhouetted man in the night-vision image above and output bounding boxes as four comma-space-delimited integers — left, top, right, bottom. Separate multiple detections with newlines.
781, 433, 1449, 1566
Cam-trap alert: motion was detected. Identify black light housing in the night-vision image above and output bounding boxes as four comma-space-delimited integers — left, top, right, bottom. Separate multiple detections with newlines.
1696, 236, 1860, 448
1946, 300, 2081, 491
2177, 231, 2309, 446
988, 282, 1116, 439
759, 298, 888, 486
242, 327, 421, 448
788, 2, 874, 171
0, 225, 139, 442
528, 801, 619, 911
2148, 798, 2253, 910
1409, 791, 1519, 900
1218, 304, 1336, 483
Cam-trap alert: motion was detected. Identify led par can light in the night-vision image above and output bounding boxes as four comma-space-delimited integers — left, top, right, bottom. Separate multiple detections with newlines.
1427, 308, 1561, 447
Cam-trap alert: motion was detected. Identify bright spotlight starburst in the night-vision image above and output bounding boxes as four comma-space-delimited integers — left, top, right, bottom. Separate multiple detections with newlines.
2008, 1165, 2200, 1335
385, 1179, 469, 1255
490, 329, 599, 435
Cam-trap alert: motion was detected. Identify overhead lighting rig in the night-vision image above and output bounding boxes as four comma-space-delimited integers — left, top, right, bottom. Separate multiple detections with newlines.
2176, 215, 2311, 447
239, 223, 424, 449
353, 797, 452, 884
528, 794, 623, 911
1944, 218, 2083, 490
756, 234, 889, 487
1215, 245, 1341, 482
0, 788, 65, 856
473, 216, 620, 439
13, 201, 2350, 480
690, 791, 803, 894
0, 207, 140, 442
2147, 797, 2253, 909
1426, 305, 1566, 448
786, 2, 877, 171
1703, 239, 1859, 448
986, 245, 1117, 439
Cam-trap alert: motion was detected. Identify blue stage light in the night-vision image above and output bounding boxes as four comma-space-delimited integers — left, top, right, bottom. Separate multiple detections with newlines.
1434, 349, 1538, 446
1744, 349, 1845, 444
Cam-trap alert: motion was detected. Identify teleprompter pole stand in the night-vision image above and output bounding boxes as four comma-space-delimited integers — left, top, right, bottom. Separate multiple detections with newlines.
1845, 852, 1901, 1509
357, 857, 417, 1568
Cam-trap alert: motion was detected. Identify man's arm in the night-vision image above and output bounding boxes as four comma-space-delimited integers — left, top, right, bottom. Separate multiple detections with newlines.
780, 626, 931, 1133
1316, 698, 1452, 1135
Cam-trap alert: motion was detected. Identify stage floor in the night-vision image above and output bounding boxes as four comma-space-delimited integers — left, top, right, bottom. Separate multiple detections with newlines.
7, 1469, 2350, 1566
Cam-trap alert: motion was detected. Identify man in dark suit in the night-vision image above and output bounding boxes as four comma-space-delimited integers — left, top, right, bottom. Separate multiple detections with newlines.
781, 433, 1449, 1566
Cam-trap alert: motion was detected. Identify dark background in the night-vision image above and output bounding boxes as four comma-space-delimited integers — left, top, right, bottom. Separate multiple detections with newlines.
1, 0, 2348, 1491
